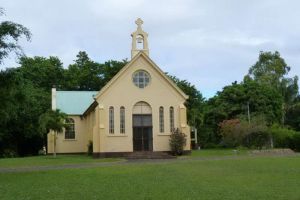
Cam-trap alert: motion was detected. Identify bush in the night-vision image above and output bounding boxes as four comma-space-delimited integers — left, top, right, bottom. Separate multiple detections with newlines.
290, 133, 300, 152
203, 143, 221, 149
219, 117, 271, 149
169, 128, 187, 155
269, 124, 296, 148
87, 140, 93, 156
2, 149, 17, 158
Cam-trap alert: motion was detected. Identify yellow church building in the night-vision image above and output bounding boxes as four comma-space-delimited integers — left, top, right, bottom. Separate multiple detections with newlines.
47, 18, 191, 158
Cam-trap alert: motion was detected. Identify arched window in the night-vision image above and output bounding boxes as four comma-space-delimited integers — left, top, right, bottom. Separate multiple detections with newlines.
159, 106, 164, 133
169, 107, 174, 132
109, 106, 114, 134
120, 106, 125, 134
65, 118, 75, 139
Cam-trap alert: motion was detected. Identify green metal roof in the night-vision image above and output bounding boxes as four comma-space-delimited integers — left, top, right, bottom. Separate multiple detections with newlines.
56, 91, 98, 115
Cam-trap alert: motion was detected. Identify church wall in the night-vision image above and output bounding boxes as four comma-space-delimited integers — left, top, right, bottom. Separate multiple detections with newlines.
95, 56, 190, 153
48, 115, 89, 153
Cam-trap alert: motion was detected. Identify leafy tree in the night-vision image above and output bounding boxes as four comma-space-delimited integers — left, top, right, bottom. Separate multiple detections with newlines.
248, 51, 299, 124
0, 68, 49, 156
0, 8, 31, 64
168, 75, 204, 126
101, 60, 128, 86
64, 51, 128, 90
39, 109, 67, 157
243, 78, 283, 124
64, 51, 103, 90
18, 56, 64, 89
248, 51, 290, 88
285, 102, 300, 131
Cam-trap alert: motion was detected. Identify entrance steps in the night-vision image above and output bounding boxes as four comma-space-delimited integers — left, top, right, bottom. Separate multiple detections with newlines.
126, 151, 175, 159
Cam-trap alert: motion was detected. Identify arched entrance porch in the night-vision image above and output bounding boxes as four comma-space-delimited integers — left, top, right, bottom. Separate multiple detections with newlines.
132, 101, 153, 151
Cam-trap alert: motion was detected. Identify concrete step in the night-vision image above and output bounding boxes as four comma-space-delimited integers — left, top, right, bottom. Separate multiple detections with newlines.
126, 151, 175, 159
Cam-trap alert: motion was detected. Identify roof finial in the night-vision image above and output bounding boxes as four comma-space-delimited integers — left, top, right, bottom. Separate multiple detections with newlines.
135, 18, 143, 29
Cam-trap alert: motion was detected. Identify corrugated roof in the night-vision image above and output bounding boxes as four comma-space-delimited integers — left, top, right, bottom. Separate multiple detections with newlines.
56, 91, 98, 115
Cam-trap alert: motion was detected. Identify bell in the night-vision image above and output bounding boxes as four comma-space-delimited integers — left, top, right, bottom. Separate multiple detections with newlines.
137, 37, 143, 43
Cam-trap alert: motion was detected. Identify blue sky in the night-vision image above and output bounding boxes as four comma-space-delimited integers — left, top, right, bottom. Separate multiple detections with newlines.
1, 0, 300, 98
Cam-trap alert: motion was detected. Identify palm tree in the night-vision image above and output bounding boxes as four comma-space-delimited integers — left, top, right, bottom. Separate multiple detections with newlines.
39, 109, 67, 157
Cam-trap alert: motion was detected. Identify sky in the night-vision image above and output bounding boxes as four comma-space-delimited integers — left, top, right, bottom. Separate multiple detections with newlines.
1, 0, 300, 98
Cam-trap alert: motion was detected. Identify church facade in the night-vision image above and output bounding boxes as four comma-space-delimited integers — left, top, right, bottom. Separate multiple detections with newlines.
47, 19, 191, 157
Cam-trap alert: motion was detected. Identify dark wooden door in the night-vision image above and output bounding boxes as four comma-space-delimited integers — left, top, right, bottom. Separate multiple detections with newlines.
133, 114, 153, 151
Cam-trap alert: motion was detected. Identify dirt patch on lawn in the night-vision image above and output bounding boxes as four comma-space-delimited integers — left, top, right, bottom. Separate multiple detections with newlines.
249, 148, 295, 156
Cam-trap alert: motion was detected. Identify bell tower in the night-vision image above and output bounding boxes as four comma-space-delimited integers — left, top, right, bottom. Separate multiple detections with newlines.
131, 18, 149, 59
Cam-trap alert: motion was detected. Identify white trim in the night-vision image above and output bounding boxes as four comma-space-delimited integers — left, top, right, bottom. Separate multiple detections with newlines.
51, 88, 56, 110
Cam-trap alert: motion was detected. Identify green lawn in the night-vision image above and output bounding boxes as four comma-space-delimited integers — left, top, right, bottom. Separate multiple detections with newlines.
0, 155, 121, 168
0, 151, 300, 200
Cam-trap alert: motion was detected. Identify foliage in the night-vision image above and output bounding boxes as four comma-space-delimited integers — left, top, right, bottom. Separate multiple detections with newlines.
290, 133, 300, 152
168, 75, 204, 126
0, 8, 31, 64
219, 117, 270, 148
219, 119, 243, 147
18, 56, 64, 89
248, 51, 290, 88
39, 109, 67, 135
285, 102, 300, 131
87, 141, 93, 156
248, 51, 299, 124
169, 128, 187, 155
63, 51, 128, 91
269, 124, 297, 148
0, 51, 127, 157
0, 68, 49, 157
1, 24, 300, 157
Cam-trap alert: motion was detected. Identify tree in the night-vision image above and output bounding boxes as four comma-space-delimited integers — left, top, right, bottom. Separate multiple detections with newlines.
0, 68, 49, 157
63, 51, 128, 90
248, 51, 299, 124
0, 8, 31, 64
39, 109, 67, 157
18, 56, 64, 89
285, 102, 300, 131
248, 51, 290, 88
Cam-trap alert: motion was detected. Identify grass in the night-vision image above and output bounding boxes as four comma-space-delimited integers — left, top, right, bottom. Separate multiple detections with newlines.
0, 155, 121, 168
0, 151, 300, 200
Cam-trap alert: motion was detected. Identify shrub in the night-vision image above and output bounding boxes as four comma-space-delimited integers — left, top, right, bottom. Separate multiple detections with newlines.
219, 119, 242, 147
203, 143, 221, 149
87, 140, 93, 156
2, 149, 17, 158
219, 117, 271, 149
290, 133, 300, 152
169, 128, 187, 155
269, 124, 296, 148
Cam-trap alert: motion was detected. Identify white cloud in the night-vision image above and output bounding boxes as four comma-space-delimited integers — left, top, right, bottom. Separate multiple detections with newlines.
1, 0, 300, 98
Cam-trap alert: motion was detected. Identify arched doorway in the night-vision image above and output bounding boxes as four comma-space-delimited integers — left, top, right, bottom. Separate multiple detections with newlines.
132, 101, 153, 151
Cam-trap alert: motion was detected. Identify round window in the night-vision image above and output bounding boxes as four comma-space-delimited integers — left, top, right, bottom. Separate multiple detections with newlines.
132, 70, 151, 88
